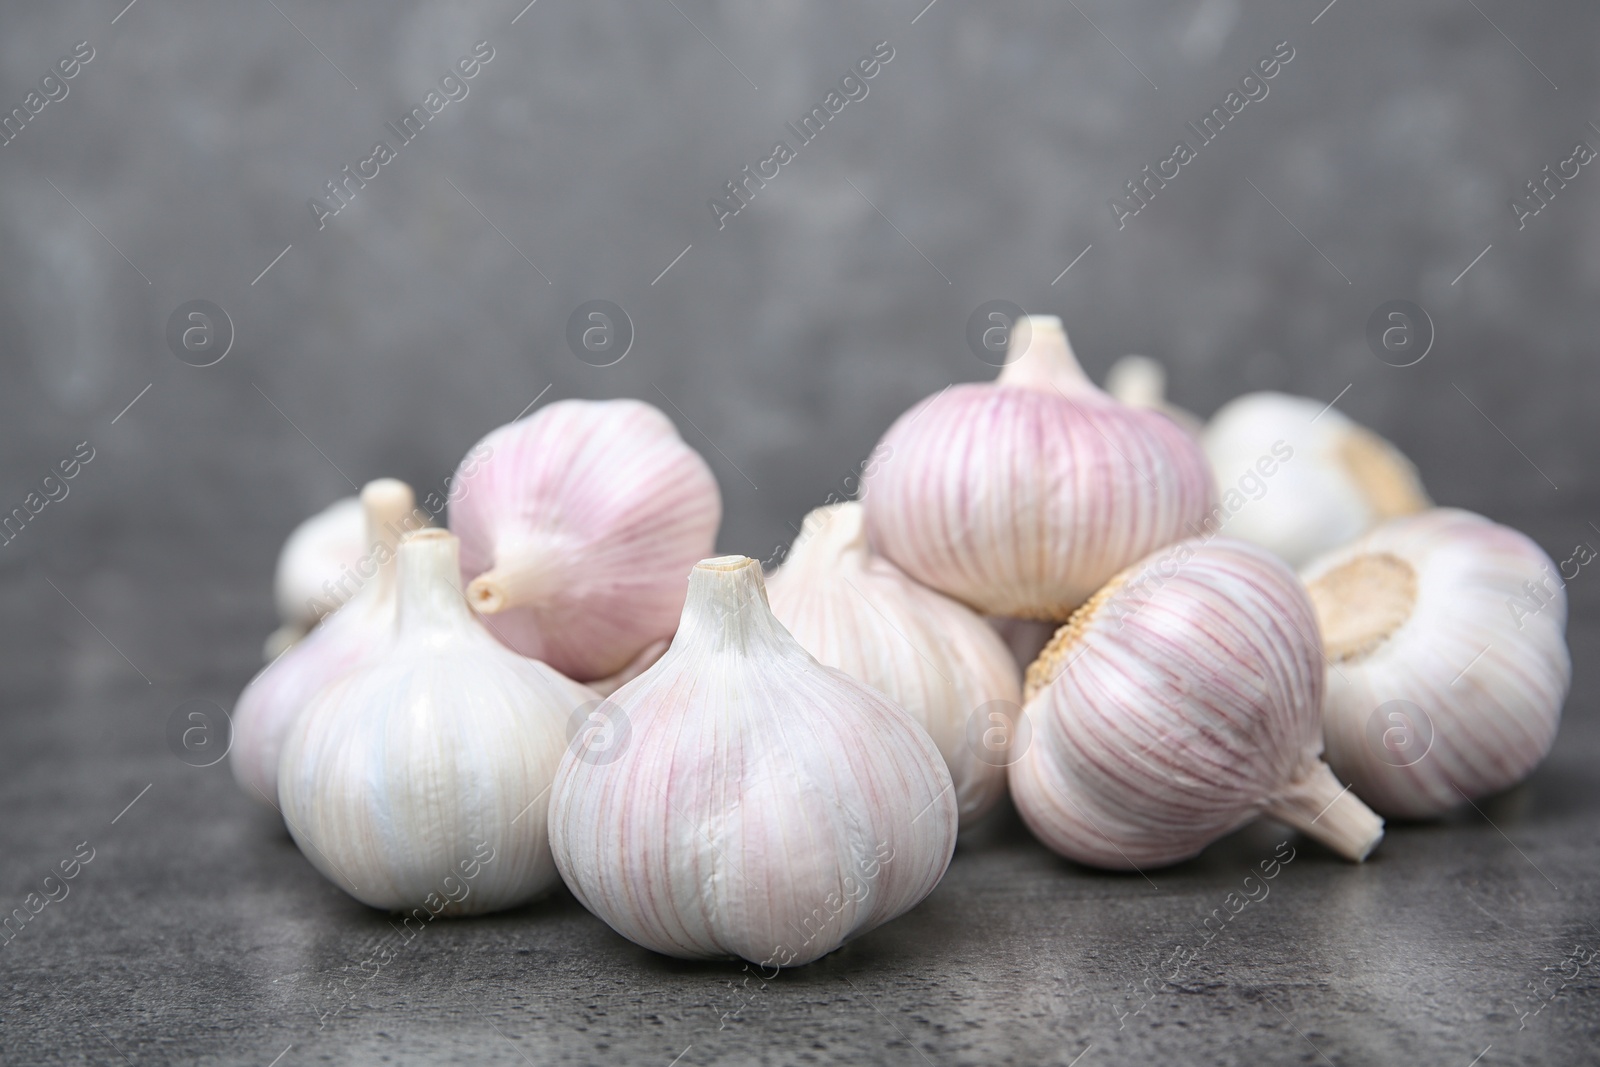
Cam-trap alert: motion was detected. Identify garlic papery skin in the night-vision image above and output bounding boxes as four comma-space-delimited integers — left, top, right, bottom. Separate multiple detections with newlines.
861, 315, 1216, 620
1301, 508, 1571, 819
1104, 355, 1204, 437
1202, 392, 1429, 567
266, 495, 365, 659
1012, 538, 1384, 869
766, 502, 1022, 828
232, 479, 419, 810
548, 556, 957, 967
278, 529, 596, 915
449, 399, 721, 681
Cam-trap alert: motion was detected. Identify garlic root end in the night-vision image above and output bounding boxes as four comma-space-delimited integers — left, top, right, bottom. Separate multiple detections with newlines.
466, 573, 512, 614
1264, 762, 1385, 862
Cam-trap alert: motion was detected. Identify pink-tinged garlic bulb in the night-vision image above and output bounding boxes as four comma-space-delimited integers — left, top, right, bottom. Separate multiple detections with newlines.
862, 316, 1216, 620
449, 399, 721, 682
265, 495, 365, 660
766, 502, 1023, 828
231, 479, 420, 809
548, 556, 957, 968
1012, 538, 1384, 869
1302, 509, 1571, 818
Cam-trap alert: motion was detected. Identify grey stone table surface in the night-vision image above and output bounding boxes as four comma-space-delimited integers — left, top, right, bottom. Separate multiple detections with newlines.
3, 0, 1600, 1062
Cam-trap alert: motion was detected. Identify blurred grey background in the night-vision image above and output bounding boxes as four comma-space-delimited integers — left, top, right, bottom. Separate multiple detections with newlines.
3, 0, 1596, 699
3, 2, 1599, 1063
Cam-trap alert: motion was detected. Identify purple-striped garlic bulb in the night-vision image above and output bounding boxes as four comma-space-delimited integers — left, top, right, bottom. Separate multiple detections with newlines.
448, 399, 722, 682
766, 502, 1023, 828
1011, 538, 1384, 869
1302, 509, 1570, 818
862, 315, 1216, 620
232, 479, 420, 809
548, 556, 957, 968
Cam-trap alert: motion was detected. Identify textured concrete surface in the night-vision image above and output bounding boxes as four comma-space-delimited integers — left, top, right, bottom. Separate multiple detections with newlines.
2, 0, 1598, 1063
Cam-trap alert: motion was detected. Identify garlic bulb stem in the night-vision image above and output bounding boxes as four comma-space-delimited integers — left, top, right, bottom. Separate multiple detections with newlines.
465, 538, 564, 615
680, 555, 782, 652
1261, 762, 1384, 862
995, 315, 1097, 395
1104, 354, 1167, 409
361, 478, 419, 595
399, 529, 477, 636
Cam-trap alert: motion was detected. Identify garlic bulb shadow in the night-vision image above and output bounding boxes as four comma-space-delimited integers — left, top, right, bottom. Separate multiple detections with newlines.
1303, 508, 1570, 818
548, 555, 958, 967
277, 529, 596, 915
1011, 538, 1384, 869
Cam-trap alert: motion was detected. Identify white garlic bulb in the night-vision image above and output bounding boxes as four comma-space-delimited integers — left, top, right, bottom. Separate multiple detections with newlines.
862, 315, 1216, 620
278, 529, 596, 915
1302, 508, 1571, 818
1012, 538, 1384, 869
232, 479, 419, 809
1104, 354, 1204, 437
1202, 391, 1429, 566
266, 495, 365, 659
449, 399, 721, 682
548, 555, 957, 967
766, 502, 1022, 828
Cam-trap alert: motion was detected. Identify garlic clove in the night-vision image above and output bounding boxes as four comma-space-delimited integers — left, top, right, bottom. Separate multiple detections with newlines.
448, 399, 722, 681
862, 315, 1217, 620
767, 502, 1022, 828
1301, 508, 1571, 818
548, 555, 957, 967
1104, 354, 1205, 438
232, 478, 421, 809
1013, 537, 1384, 869
268, 495, 365, 659
278, 529, 596, 915
1202, 391, 1429, 566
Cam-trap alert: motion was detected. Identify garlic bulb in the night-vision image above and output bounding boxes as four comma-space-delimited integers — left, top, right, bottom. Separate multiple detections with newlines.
1202, 392, 1429, 567
548, 555, 957, 967
766, 502, 1023, 828
266, 495, 365, 659
449, 399, 721, 681
1012, 538, 1384, 869
1104, 355, 1204, 437
278, 529, 596, 915
862, 315, 1215, 620
232, 479, 419, 809
1302, 509, 1570, 818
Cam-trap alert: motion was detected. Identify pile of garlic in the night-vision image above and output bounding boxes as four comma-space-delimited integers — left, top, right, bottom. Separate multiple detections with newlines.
234, 315, 1570, 969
